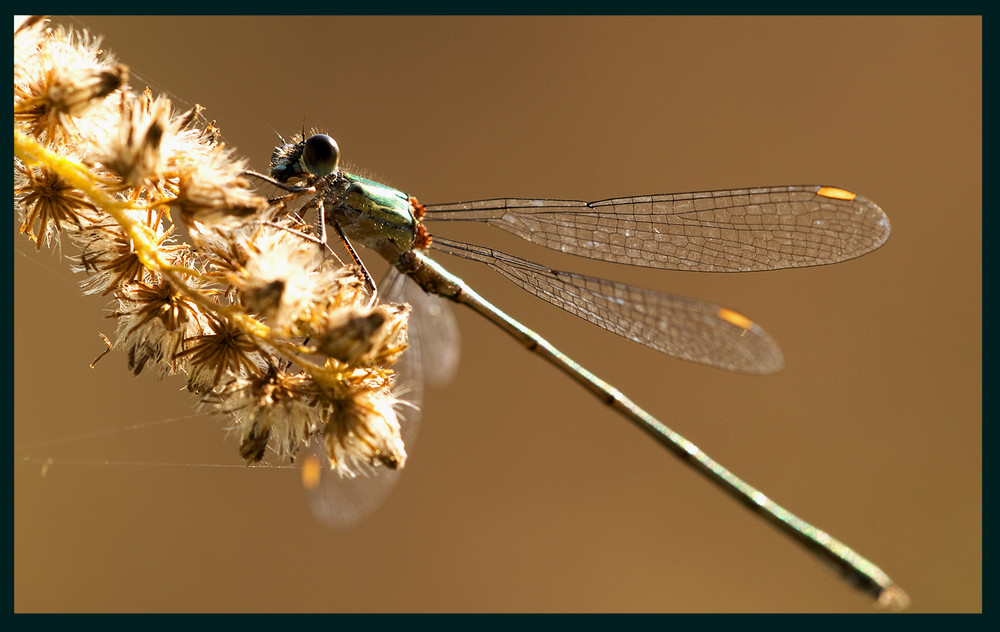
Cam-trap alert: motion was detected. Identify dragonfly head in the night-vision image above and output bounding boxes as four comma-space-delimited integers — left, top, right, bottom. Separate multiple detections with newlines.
269, 134, 341, 184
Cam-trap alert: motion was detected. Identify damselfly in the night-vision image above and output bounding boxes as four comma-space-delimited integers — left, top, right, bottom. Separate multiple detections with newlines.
260, 133, 904, 608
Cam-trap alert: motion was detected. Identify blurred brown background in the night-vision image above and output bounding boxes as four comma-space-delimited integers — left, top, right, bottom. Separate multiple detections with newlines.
14, 16, 980, 612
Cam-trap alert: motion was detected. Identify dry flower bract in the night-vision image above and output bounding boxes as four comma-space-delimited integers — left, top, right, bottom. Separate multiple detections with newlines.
13, 16, 411, 476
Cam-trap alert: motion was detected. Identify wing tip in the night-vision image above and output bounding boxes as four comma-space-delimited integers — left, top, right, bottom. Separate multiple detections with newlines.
816, 185, 892, 255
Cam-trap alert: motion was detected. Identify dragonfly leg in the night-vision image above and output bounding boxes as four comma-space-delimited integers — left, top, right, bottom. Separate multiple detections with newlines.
330, 217, 379, 306
243, 169, 315, 194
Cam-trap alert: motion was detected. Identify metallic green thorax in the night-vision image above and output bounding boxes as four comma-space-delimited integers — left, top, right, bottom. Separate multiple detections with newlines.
324, 171, 420, 263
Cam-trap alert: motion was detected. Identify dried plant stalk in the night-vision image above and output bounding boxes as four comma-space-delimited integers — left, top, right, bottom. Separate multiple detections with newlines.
14, 16, 411, 477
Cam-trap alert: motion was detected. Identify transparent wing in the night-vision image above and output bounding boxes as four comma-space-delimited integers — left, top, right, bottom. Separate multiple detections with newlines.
301, 268, 460, 529
301, 438, 407, 530
431, 237, 783, 375
382, 267, 461, 391
424, 185, 890, 272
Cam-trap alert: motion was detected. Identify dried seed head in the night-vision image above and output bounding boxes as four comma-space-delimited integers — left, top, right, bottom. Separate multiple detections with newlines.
14, 22, 126, 145
229, 226, 336, 326
179, 314, 267, 393
96, 89, 174, 190
322, 384, 407, 476
212, 369, 319, 463
172, 151, 269, 229
113, 280, 211, 377
15, 159, 102, 249
312, 303, 410, 367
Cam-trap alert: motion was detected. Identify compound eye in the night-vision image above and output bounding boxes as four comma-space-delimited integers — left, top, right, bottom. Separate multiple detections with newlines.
302, 134, 340, 177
